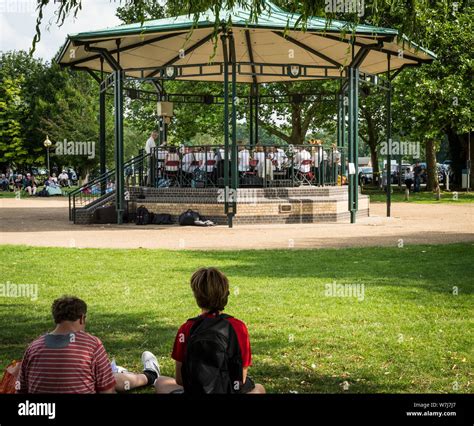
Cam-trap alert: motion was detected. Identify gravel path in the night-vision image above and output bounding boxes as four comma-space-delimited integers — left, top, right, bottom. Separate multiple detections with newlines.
1, 198, 473, 250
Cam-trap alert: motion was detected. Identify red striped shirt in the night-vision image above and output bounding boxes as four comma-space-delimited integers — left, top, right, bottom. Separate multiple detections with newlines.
17, 331, 116, 394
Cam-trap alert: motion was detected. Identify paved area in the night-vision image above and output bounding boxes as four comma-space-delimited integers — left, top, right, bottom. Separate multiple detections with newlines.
0, 197, 473, 250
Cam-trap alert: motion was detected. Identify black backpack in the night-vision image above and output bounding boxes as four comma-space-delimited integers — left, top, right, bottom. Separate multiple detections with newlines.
181, 313, 243, 394
152, 213, 173, 225
178, 209, 200, 226
136, 205, 151, 225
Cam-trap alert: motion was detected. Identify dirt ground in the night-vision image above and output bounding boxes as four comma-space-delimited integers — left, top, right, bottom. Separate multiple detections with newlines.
0, 197, 473, 250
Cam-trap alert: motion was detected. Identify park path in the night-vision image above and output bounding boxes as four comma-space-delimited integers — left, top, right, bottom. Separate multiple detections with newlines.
0, 198, 473, 250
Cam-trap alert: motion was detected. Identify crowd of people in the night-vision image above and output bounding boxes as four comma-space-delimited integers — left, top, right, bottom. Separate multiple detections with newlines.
0, 169, 76, 196
12, 268, 265, 395
143, 131, 342, 187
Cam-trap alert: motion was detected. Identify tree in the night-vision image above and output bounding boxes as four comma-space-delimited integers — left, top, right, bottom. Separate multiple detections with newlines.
0, 76, 27, 169
358, 84, 386, 183
257, 80, 337, 145
30, 0, 454, 54
392, 3, 473, 189
0, 51, 49, 170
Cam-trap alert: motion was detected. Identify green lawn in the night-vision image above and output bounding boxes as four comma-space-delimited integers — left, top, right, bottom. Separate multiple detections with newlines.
0, 244, 472, 393
362, 186, 474, 203
0, 186, 79, 198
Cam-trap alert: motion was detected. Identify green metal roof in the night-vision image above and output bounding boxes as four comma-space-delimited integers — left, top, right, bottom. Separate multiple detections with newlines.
68, 1, 399, 40
57, 1, 435, 83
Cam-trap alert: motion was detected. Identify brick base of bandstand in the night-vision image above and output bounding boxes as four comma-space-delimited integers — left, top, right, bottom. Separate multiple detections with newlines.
124, 186, 369, 225
74, 186, 369, 225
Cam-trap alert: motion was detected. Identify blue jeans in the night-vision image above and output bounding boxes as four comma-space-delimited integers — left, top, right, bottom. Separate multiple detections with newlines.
414, 176, 421, 192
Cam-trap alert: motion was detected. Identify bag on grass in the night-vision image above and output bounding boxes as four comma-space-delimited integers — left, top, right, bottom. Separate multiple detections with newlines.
181, 314, 243, 394
0, 360, 21, 394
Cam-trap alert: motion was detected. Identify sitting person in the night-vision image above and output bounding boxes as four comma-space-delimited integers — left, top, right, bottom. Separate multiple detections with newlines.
14, 174, 23, 192
45, 176, 63, 196
0, 174, 9, 191
17, 296, 160, 394
155, 267, 265, 394
23, 173, 37, 196
58, 170, 69, 187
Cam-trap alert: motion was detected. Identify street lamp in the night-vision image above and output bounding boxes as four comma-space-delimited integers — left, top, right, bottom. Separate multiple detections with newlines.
43, 135, 52, 175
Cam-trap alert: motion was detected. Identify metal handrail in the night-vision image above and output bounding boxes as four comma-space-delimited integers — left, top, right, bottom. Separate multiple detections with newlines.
69, 151, 150, 222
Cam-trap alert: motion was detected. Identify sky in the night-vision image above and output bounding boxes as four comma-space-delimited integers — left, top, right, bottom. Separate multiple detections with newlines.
0, 0, 122, 61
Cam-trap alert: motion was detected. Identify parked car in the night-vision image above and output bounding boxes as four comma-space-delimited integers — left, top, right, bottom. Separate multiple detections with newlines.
358, 167, 373, 185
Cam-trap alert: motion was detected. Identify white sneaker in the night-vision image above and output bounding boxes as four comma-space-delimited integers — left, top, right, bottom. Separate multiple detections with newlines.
141, 351, 160, 377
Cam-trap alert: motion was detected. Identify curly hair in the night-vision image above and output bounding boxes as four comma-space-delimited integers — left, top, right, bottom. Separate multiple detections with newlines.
51, 296, 87, 324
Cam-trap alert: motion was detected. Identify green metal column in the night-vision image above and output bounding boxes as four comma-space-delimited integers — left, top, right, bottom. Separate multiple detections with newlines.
249, 83, 254, 148
221, 33, 231, 226
339, 80, 347, 178
114, 70, 125, 224
229, 31, 238, 198
254, 83, 259, 145
348, 67, 359, 223
99, 90, 106, 195
386, 54, 392, 217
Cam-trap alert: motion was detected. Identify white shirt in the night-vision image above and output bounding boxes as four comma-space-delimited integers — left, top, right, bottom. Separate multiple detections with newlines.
270, 149, 287, 169
145, 137, 156, 154
253, 151, 266, 168
238, 149, 250, 172
165, 153, 180, 171
200, 151, 215, 172
217, 148, 231, 160
331, 149, 341, 164
182, 152, 196, 173
294, 149, 312, 172
156, 147, 167, 161
59, 172, 68, 180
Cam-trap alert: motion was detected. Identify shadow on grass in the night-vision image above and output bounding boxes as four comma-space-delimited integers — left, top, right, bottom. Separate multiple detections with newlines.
254, 364, 409, 393
154, 244, 474, 295
0, 309, 178, 365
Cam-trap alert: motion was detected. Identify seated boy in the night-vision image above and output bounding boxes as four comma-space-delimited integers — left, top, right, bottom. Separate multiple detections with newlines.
155, 267, 265, 394
17, 296, 160, 393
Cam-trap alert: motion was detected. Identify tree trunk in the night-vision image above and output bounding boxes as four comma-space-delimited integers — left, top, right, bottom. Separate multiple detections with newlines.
425, 139, 439, 191
446, 127, 464, 188
369, 147, 379, 186
290, 103, 303, 145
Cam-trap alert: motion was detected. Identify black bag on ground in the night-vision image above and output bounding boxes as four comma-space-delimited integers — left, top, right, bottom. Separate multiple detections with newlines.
181, 313, 243, 394
37, 188, 49, 197
136, 205, 152, 225
178, 209, 200, 226
93, 205, 117, 224
152, 213, 173, 225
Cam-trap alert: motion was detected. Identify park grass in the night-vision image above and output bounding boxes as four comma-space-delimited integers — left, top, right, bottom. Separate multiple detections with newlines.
362, 186, 474, 203
0, 186, 79, 199
0, 243, 472, 394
